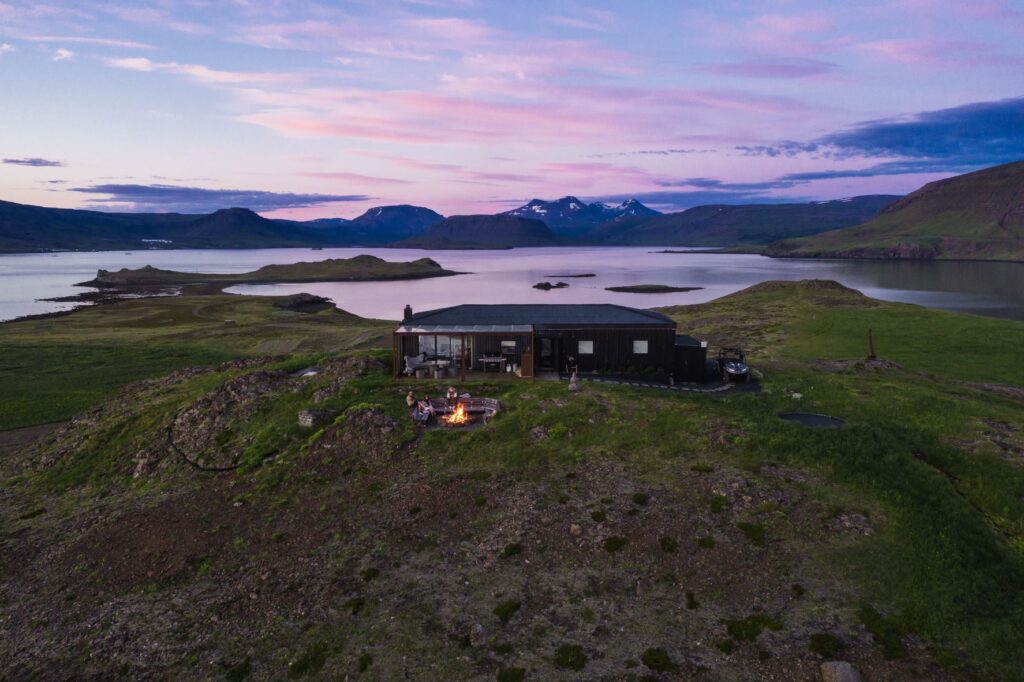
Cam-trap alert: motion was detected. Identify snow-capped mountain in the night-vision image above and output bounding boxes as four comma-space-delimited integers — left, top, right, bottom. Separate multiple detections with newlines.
503, 196, 660, 236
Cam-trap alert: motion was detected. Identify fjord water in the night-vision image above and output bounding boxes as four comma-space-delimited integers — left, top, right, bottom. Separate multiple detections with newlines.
1, 247, 1022, 322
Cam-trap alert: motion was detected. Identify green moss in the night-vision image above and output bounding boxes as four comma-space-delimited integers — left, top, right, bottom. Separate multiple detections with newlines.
603, 537, 628, 553
493, 600, 522, 624
345, 597, 364, 615
553, 644, 586, 671
686, 591, 699, 610
357, 653, 373, 672
736, 521, 766, 546
724, 613, 782, 642
641, 647, 676, 673
791, 584, 806, 598
632, 492, 649, 506
590, 510, 607, 522
809, 633, 843, 658
690, 463, 714, 473
659, 536, 679, 553
360, 567, 380, 582
695, 535, 715, 549
716, 639, 735, 654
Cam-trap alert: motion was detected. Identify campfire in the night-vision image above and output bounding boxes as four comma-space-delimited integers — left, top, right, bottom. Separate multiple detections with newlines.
442, 402, 472, 427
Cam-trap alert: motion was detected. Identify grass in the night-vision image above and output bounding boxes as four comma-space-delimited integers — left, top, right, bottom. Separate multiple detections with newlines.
493, 600, 521, 625
603, 537, 628, 553
724, 614, 783, 642
4, 280, 1024, 679
809, 633, 844, 658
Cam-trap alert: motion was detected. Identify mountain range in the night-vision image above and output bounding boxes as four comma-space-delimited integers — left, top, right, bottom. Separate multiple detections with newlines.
13, 160, 1021, 257
502, 196, 660, 237
764, 161, 1024, 261
0, 191, 899, 252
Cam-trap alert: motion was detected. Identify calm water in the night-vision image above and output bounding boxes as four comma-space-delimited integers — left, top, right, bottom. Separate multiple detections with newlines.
1, 247, 1022, 322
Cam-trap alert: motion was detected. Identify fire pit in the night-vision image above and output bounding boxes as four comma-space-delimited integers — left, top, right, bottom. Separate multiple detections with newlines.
425, 397, 500, 430
441, 402, 473, 427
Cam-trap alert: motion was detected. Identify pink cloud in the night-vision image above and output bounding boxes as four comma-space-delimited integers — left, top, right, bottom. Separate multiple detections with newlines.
105, 56, 299, 85
298, 171, 412, 185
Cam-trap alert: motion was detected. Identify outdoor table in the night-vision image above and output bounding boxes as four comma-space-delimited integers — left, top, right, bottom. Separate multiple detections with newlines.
479, 356, 506, 372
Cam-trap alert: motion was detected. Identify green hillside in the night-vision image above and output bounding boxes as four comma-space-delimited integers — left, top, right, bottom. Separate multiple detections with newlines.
2, 282, 1023, 679
765, 161, 1024, 261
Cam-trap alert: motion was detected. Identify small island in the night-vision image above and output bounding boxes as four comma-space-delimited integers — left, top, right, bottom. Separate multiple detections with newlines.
605, 284, 703, 293
533, 281, 570, 290
543, 273, 595, 278
79, 255, 459, 288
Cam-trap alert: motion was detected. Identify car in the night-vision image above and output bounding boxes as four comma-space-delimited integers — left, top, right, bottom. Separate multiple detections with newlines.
717, 348, 749, 382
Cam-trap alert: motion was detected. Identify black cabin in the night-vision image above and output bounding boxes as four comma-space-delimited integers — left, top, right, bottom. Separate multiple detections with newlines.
393, 303, 707, 382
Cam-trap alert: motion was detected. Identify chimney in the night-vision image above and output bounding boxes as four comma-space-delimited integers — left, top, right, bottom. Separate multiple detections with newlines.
403, 304, 413, 321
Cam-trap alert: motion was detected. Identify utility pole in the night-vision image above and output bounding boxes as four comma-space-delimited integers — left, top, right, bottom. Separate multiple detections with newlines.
867, 328, 877, 360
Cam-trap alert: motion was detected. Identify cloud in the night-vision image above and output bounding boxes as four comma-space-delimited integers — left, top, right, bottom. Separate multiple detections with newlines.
653, 177, 799, 191
3, 157, 64, 167
70, 183, 369, 213
105, 56, 296, 85
588, 148, 715, 158
738, 96, 1024, 173
548, 7, 617, 32
298, 171, 412, 185
0, 43, 14, 55
697, 57, 839, 79
52, 47, 73, 61
24, 35, 152, 49
597, 190, 810, 211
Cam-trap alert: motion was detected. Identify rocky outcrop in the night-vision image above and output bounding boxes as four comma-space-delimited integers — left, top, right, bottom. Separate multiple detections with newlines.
820, 661, 863, 682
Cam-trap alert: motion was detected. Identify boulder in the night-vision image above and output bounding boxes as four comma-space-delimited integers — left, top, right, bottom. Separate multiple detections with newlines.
820, 661, 862, 682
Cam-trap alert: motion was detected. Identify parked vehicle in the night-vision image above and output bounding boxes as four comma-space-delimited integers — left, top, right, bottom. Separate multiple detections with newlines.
717, 348, 749, 382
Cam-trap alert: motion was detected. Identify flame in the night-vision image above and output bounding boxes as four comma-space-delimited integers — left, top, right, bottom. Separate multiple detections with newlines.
442, 402, 470, 426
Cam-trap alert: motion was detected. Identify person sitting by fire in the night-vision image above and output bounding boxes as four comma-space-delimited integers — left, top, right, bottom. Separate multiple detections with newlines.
406, 391, 416, 408
412, 395, 434, 423
446, 385, 458, 408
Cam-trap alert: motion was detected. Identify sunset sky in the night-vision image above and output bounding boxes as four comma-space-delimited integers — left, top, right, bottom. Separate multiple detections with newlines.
1, 0, 1022, 218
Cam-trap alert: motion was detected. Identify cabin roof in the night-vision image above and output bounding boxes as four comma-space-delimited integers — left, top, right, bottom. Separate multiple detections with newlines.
397, 303, 675, 332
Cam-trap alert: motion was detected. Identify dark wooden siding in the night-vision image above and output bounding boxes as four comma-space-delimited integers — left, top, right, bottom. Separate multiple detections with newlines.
556, 328, 676, 373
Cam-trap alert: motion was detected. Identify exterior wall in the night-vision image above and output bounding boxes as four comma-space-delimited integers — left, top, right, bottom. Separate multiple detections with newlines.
674, 345, 708, 382
555, 328, 676, 374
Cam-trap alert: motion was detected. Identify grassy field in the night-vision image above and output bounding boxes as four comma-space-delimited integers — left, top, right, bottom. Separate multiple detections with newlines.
2, 280, 1023, 679
0, 292, 392, 429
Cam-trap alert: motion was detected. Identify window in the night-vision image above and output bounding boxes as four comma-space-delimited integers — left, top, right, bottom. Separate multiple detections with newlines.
500, 340, 516, 354
578, 340, 594, 355
632, 339, 649, 354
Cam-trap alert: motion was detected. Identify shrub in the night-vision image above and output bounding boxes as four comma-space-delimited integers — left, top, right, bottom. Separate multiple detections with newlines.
632, 492, 649, 506
858, 606, 907, 660
791, 584, 806, 598
345, 597, 364, 615
225, 658, 252, 682
659, 536, 679, 553
496, 667, 526, 682
716, 639, 735, 654
604, 537, 628, 553
409, 506, 422, 515
641, 647, 676, 673
724, 614, 782, 642
360, 567, 380, 582
709, 494, 728, 513
695, 535, 715, 548
736, 522, 766, 546
500, 543, 522, 559
686, 591, 699, 610
493, 600, 522, 624
591, 510, 607, 522
809, 633, 843, 658
690, 463, 714, 473
357, 653, 373, 672
287, 642, 328, 679
553, 644, 587, 671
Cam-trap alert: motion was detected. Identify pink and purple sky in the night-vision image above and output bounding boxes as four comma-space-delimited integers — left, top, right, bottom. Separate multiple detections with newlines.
1, 0, 1022, 218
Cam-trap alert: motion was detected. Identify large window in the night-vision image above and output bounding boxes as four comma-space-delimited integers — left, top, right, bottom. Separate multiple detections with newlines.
500, 340, 516, 354
578, 340, 594, 355
632, 339, 649, 354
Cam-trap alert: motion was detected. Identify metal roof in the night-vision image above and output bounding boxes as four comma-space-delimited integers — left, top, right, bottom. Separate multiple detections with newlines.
395, 323, 532, 334
400, 304, 675, 330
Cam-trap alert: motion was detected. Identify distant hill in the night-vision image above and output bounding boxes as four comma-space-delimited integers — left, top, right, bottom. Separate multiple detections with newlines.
336, 205, 443, 244
0, 201, 339, 252
398, 214, 562, 248
503, 196, 659, 237
764, 162, 1024, 261
587, 196, 899, 246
